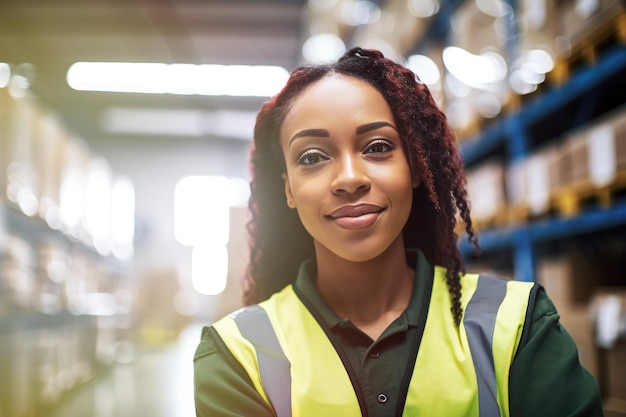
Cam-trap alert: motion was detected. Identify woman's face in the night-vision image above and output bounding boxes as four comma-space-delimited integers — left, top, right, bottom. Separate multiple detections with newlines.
280, 75, 417, 263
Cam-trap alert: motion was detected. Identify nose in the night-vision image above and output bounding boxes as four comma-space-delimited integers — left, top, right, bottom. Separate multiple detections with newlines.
330, 153, 370, 195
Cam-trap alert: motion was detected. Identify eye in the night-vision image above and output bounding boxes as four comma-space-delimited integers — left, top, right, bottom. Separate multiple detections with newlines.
364, 139, 395, 155
296, 149, 329, 166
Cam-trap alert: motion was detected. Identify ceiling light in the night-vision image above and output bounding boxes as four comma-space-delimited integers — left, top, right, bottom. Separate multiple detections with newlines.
340, 1, 381, 26
475, 0, 511, 17
507, 49, 554, 95
407, 0, 439, 18
66, 62, 289, 97
302, 34, 346, 63
442, 47, 507, 89
101, 108, 257, 141
0, 63, 10, 88
524, 49, 555, 74
406, 54, 441, 85
174, 176, 231, 247
192, 245, 228, 296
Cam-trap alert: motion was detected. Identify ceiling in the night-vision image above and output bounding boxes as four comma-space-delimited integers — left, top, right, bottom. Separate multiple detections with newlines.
0, 0, 309, 153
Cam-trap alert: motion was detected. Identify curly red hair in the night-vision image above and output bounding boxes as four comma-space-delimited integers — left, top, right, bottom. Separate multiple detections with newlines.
243, 47, 479, 325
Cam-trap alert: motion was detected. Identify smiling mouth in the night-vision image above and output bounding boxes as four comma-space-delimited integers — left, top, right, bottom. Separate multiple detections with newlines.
327, 204, 385, 229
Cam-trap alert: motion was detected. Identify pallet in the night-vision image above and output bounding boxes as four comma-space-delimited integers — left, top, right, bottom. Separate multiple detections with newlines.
550, 168, 626, 217
549, 2, 626, 86
465, 169, 626, 229
468, 206, 511, 232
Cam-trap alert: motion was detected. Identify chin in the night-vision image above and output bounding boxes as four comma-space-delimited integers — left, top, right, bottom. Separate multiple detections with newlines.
316, 239, 399, 264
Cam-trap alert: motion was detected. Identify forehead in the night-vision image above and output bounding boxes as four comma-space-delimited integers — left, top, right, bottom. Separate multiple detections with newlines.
281, 75, 394, 132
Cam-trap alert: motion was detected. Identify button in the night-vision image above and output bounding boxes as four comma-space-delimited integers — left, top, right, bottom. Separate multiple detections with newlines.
377, 393, 388, 404
370, 350, 380, 358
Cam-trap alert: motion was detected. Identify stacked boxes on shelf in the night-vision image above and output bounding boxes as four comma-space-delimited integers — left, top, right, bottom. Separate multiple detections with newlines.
590, 289, 626, 412
0, 73, 135, 415
462, 105, 626, 231
536, 253, 626, 414
433, 2, 626, 412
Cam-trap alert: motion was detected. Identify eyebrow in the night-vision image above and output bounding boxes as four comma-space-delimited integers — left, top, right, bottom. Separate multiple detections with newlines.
288, 121, 397, 148
288, 128, 329, 147
356, 121, 397, 135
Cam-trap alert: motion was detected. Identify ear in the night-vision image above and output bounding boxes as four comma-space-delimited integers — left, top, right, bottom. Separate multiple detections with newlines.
282, 172, 296, 208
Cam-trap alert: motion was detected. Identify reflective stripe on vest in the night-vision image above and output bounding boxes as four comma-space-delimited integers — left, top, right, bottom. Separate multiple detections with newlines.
464, 276, 507, 417
232, 305, 292, 417
213, 269, 533, 417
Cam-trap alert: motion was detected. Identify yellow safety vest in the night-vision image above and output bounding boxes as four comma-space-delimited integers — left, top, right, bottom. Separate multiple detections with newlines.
212, 266, 534, 417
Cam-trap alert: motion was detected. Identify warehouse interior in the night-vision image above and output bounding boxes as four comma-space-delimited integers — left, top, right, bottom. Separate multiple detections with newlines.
1, 0, 626, 415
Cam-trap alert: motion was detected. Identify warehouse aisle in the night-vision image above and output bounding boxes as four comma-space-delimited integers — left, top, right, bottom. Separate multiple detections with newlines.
44, 323, 203, 417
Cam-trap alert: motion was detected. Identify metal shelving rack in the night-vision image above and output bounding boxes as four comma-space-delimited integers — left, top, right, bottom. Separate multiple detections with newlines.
458, 45, 626, 282
411, 0, 626, 282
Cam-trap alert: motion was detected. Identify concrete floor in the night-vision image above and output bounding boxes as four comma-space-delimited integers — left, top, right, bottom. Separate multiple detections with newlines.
44, 323, 202, 417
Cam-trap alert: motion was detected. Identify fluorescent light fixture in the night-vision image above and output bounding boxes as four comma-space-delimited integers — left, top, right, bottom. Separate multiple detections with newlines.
508, 49, 554, 95
302, 34, 346, 63
66, 62, 290, 97
102, 107, 257, 140
111, 176, 135, 260
442, 46, 507, 89
406, 54, 441, 85
0, 63, 10, 88
407, 0, 440, 17
192, 245, 228, 295
475, 0, 511, 17
340, 1, 381, 26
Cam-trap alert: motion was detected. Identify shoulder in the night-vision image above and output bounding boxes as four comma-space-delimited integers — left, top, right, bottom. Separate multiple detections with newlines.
457, 271, 537, 301
193, 325, 276, 416
516, 284, 561, 345
509, 286, 604, 416
194, 325, 229, 362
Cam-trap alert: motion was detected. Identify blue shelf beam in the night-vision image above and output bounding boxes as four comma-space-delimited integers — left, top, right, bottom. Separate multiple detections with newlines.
517, 46, 626, 127
459, 45, 626, 167
460, 199, 626, 280
459, 120, 505, 166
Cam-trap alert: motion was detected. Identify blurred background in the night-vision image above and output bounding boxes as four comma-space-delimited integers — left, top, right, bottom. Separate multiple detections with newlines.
1, 0, 626, 416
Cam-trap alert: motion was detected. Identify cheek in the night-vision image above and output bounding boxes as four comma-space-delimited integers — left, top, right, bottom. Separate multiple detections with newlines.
291, 178, 324, 206
381, 170, 414, 215
374, 164, 413, 192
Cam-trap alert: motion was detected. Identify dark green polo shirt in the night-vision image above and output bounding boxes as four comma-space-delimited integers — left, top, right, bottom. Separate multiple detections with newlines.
194, 251, 603, 417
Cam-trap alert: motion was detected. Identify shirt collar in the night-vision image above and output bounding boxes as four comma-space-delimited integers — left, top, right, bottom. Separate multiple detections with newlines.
293, 249, 434, 330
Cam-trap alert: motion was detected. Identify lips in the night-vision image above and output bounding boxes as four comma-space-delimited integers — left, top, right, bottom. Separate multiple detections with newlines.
327, 204, 384, 229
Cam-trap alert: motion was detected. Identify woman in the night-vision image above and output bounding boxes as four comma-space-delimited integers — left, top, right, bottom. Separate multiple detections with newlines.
194, 48, 602, 416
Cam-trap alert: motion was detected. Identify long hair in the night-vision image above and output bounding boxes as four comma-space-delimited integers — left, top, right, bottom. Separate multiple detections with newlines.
243, 47, 479, 325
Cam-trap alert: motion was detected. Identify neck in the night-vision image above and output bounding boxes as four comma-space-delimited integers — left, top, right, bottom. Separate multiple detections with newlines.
314, 239, 414, 340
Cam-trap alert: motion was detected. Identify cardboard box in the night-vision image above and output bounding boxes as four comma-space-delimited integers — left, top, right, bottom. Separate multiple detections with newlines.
610, 109, 626, 169
536, 255, 599, 312
519, 0, 561, 54
466, 160, 507, 226
590, 289, 626, 348
604, 342, 626, 401
450, 1, 503, 55
524, 146, 558, 216
568, 131, 591, 184
559, 307, 600, 381
604, 397, 626, 416
557, 0, 623, 41
590, 289, 626, 401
